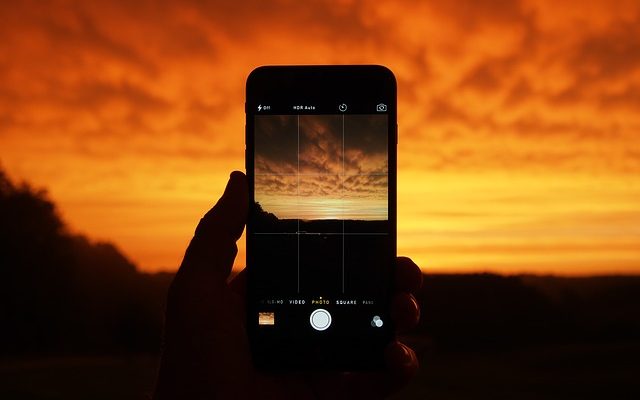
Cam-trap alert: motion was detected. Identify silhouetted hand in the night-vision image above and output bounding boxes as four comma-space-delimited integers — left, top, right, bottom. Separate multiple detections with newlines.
154, 171, 422, 399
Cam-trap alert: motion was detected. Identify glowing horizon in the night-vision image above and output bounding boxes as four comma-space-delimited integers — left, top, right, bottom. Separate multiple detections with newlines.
1, 1, 639, 275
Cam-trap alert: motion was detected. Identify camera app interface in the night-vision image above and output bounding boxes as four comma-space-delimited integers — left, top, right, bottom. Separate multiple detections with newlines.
251, 109, 391, 337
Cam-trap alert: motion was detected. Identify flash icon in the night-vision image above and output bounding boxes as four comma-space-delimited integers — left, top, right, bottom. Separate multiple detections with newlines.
257, 104, 262, 111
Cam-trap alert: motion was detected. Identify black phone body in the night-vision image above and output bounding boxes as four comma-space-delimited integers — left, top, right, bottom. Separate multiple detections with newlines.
245, 65, 397, 370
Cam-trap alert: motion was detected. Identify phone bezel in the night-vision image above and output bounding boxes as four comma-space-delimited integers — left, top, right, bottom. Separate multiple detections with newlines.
245, 65, 397, 370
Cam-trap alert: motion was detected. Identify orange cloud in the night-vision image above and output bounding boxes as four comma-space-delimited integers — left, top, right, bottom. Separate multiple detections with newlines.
0, 0, 639, 274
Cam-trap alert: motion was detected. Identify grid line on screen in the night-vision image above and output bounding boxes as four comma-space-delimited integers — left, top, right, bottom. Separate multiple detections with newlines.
297, 114, 300, 294
342, 113, 345, 293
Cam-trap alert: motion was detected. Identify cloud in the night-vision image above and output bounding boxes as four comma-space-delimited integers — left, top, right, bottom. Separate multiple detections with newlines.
254, 114, 388, 175
254, 115, 298, 174
344, 175, 387, 197
1, 0, 639, 271
572, 23, 640, 81
255, 174, 297, 197
344, 115, 388, 174
299, 115, 343, 174
299, 174, 341, 197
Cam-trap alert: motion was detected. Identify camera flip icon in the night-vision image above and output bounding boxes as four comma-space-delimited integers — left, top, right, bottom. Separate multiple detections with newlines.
376, 103, 387, 112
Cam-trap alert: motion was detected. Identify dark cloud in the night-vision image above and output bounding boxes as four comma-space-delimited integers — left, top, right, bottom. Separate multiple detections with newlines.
572, 21, 640, 81
254, 115, 298, 174
0, 2, 154, 74
183, 0, 384, 44
428, 0, 528, 26
344, 175, 387, 197
425, 98, 473, 125
299, 115, 343, 174
459, 63, 503, 92
0, 77, 170, 113
255, 114, 388, 176
598, 84, 640, 111
546, 20, 640, 109
344, 115, 388, 174
299, 175, 341, 197
69, 81, 170, 112
255, 174, 297, 197
504, 78, 535, 106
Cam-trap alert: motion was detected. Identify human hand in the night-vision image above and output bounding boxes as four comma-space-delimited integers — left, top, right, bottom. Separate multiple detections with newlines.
154, 171, 422, 399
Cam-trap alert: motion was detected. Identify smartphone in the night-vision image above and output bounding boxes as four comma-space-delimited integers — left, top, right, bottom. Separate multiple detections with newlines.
245, 65, 397, 370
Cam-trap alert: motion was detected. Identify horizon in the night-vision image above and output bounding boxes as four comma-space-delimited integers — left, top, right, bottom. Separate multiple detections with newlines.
1, 1, 639, 275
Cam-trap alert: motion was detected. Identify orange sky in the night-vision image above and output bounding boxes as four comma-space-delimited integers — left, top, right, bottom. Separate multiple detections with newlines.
1, 0, 639, 275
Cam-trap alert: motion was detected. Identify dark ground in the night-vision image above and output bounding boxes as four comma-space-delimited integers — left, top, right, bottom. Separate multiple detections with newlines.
2, 341, 639, 400
392, 339, 640, 399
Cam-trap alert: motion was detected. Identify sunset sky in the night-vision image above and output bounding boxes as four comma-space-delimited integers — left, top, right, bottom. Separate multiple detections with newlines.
1, 0, 639, 275
255, 114, 388, 221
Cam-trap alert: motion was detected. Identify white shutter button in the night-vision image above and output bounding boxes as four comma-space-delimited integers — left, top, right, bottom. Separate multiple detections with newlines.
310, 309, 332, 331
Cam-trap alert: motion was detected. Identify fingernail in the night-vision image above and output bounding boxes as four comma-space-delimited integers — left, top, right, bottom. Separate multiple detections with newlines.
410, 295, 420, 323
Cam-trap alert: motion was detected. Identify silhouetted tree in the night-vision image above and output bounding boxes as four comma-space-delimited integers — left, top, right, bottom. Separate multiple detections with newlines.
251, 201, 279, 231
0, 167, 171, 355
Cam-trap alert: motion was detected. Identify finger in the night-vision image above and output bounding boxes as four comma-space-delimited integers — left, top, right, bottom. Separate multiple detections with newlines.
384, 341, 419, 387
396, 256, 423, 294
180, 171, 248, 282
198, 170, 248, 242
391, 292, 420, 332
229, 268, 247, 298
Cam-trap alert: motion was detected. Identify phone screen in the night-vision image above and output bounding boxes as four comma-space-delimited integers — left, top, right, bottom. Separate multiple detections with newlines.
246, 66, 396, 369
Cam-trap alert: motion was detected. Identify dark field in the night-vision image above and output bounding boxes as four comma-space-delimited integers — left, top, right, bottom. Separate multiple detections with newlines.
3, 273, 640, 399
2, 342, 639, 400
392, 340, 640, 400
0, 356, 159, 400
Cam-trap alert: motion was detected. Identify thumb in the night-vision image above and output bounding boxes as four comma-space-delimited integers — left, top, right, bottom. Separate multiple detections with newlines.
180, 171, 248, 282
